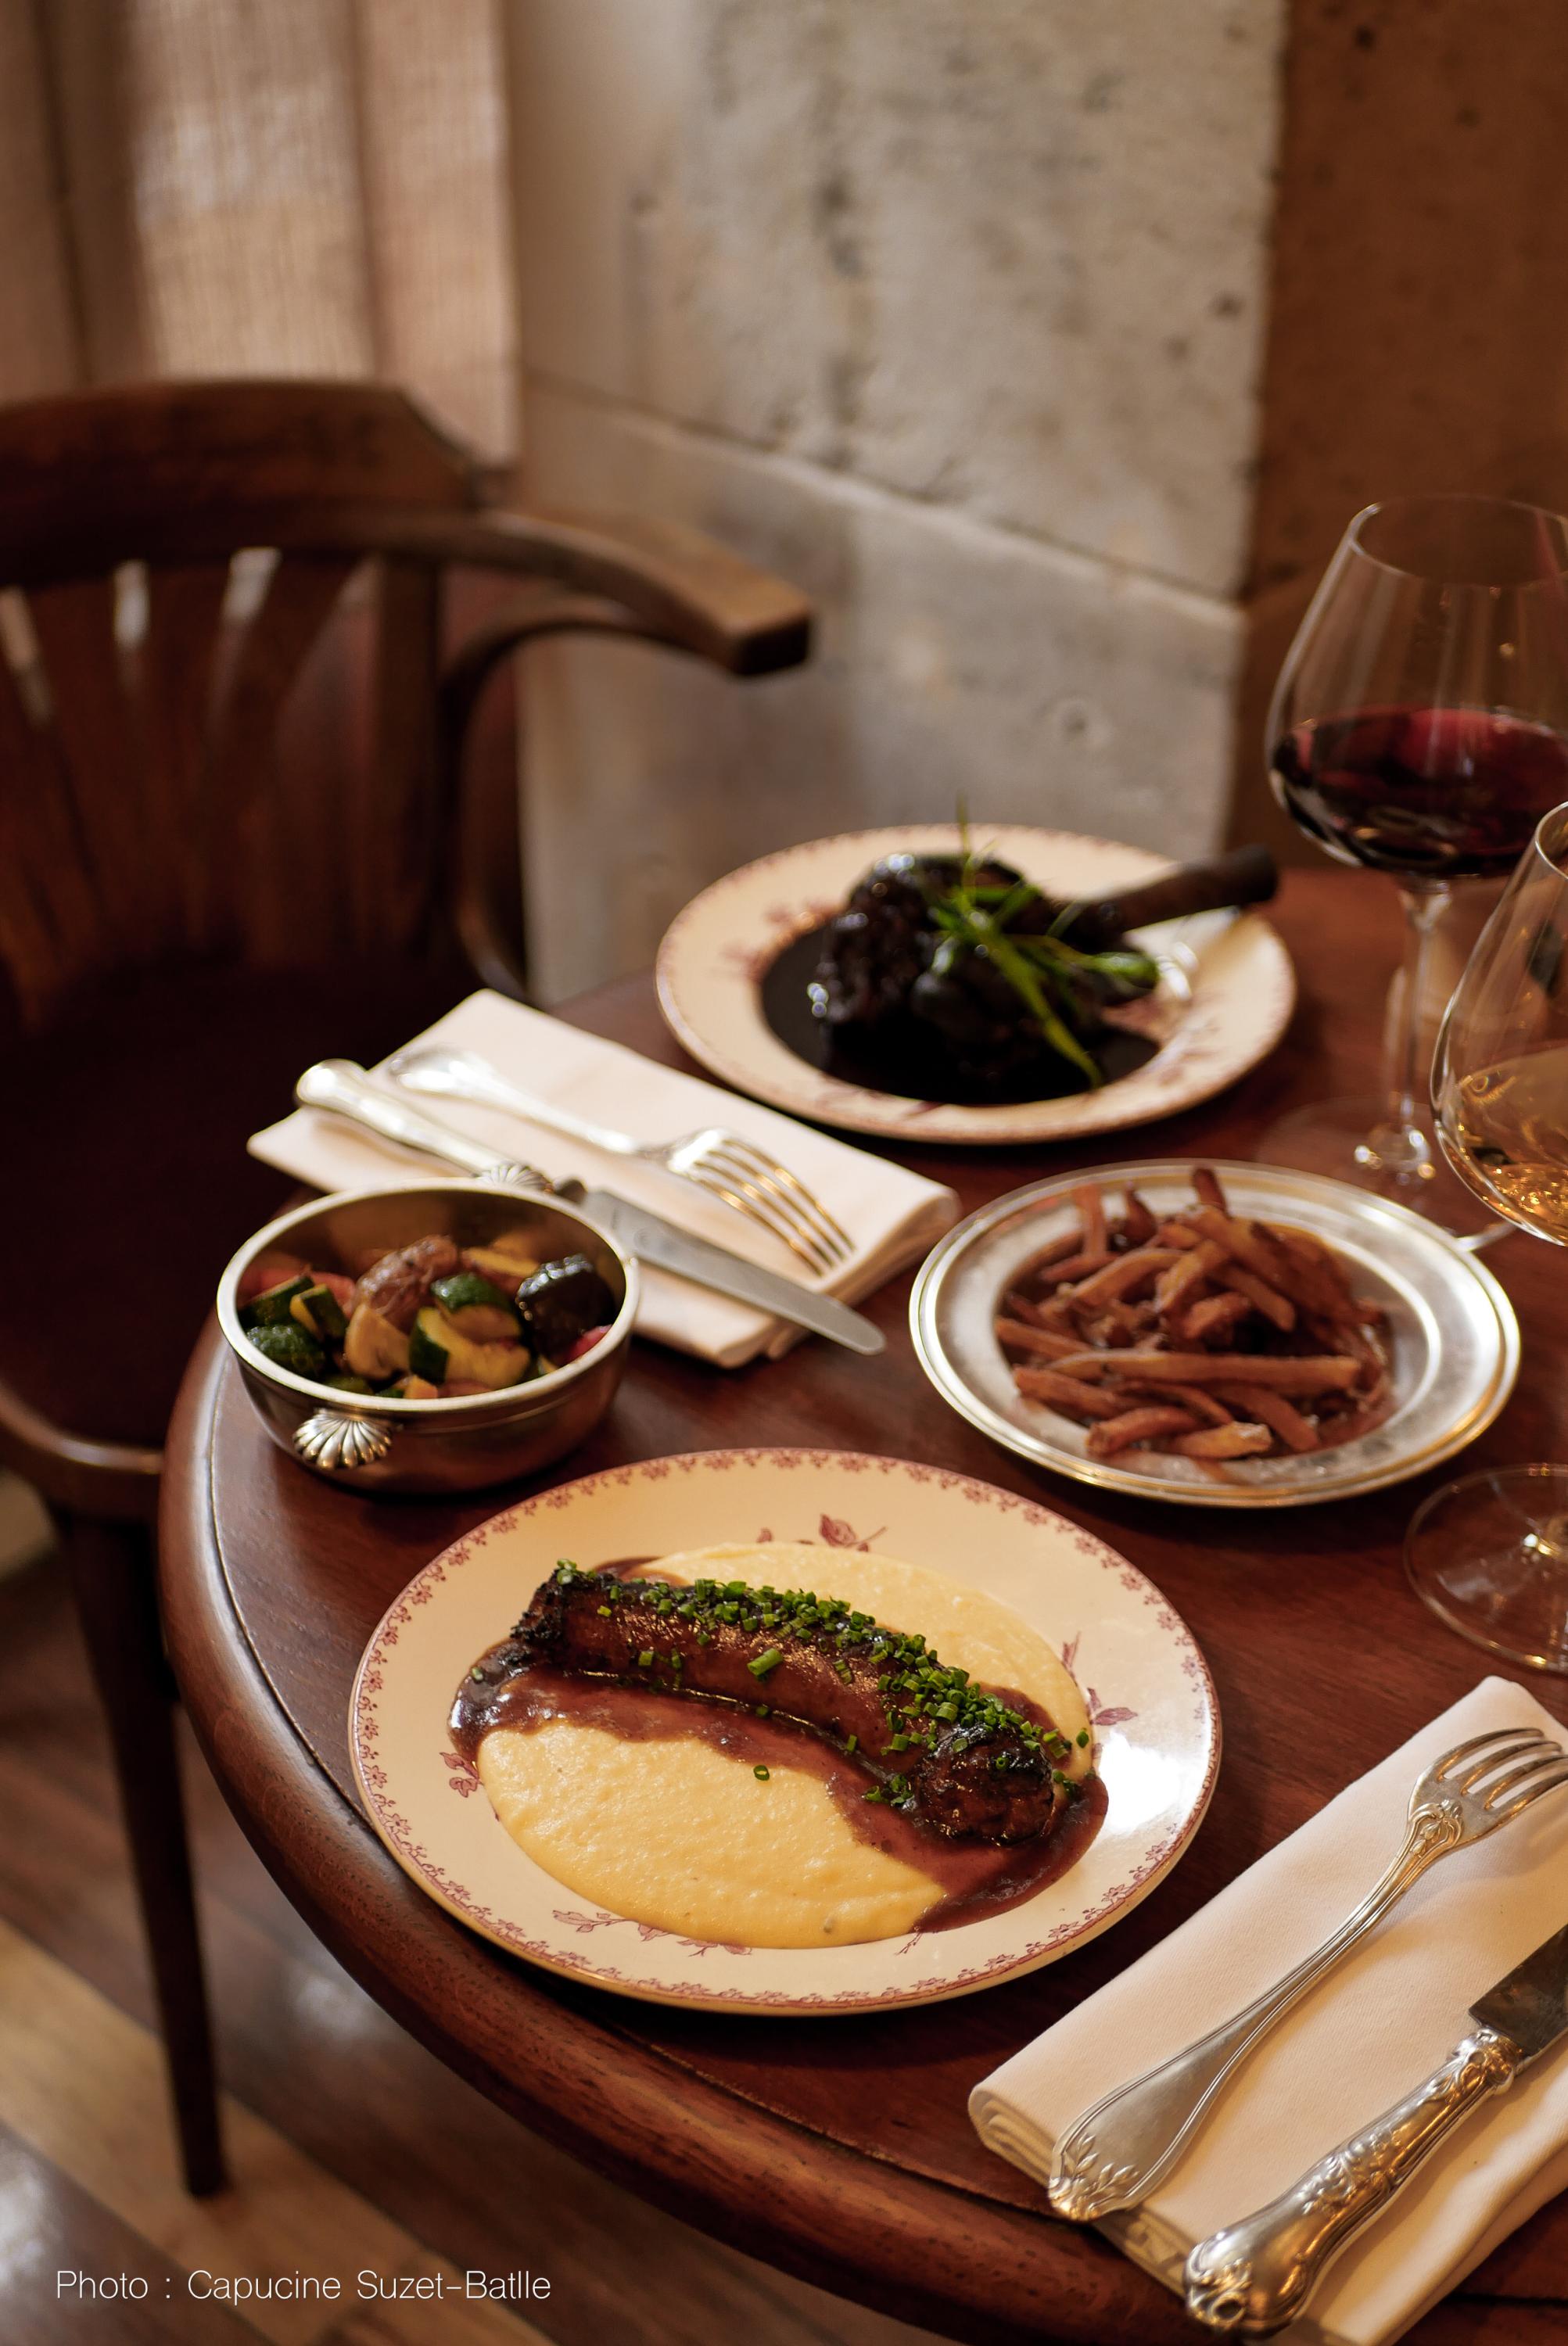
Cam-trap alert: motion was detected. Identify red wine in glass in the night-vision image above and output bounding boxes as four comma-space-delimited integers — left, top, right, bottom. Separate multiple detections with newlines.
1261, 493, 1568, 1200
1271, 705, 1568, 883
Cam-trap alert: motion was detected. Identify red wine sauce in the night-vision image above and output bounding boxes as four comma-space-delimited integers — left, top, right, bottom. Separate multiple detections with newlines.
452, 1627, 1105, 1934
760, 922, 1156, 1107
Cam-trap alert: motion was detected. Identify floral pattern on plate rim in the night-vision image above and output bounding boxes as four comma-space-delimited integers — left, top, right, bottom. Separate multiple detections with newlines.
351, 1448, 1220, 2009
654, 826, 1295, 1144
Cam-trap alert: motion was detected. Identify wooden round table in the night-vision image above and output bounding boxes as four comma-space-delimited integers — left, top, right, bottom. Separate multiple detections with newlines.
160, 870, 1568, 2346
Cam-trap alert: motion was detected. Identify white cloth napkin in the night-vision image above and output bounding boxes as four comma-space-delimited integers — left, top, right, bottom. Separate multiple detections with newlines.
248, 988, 957, 1368
971, 1675, 1568, 2346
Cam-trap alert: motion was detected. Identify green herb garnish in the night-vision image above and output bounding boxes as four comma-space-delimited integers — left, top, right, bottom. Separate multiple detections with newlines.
920, 815, 1160, 1089
545, 1561, 1053, 1764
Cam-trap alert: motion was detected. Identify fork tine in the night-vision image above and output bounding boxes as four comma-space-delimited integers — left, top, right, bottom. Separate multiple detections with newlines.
1452, 1732, 1559, 1792
711, 1136, 856, 1260
1432, 1725, 1551, 1770
714, 1133, 855, 1248
707, 1159, 853, 1268
680, 1163, 834, 1272
1489, 1760, 1568, 1824
698, 1147, 845, 1270
1436, 1728, 1555, 1788
1480, 1745, 1568, 1804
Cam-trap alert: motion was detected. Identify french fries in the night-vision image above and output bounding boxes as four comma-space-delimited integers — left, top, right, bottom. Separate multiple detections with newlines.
1088, 1405, 1200, 1457
1175, 1422, 1273, 1460
1015, 1365, 1136, 1418
1051, 1351, 1362, 1392
1180, 1290, 1251, 1345
995, 1170, 1391, 1476
995, 1316, 1082, 1361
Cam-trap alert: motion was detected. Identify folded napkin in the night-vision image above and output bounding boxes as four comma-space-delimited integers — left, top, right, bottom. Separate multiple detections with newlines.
248, 989, 957, 1367
971, 1675, 1568, 2346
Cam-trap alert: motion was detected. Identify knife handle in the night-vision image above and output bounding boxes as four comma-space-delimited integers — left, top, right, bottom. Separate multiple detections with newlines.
296, 1060, 554, 1189
1183, 2026, 1522, 2338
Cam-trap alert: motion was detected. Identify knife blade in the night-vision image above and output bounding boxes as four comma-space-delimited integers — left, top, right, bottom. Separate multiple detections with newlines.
1185, 1918, 1568, 2337
292, 1060, 884, 1356
1472, 1917, 1568, 2057
574, 1186, 884, 1354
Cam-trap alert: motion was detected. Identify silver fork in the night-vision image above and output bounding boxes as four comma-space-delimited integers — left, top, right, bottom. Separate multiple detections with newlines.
386, 1044, 854, 1276
1048, 1723, 1568, 2222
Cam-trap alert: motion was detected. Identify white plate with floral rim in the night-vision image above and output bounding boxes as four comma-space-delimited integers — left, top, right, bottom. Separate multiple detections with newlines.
350, 1447, 1219, 2012
654, 825, 1294, 1145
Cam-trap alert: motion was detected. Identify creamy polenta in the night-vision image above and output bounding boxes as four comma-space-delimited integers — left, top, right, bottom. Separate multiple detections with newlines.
474, 1542, 1092, 1949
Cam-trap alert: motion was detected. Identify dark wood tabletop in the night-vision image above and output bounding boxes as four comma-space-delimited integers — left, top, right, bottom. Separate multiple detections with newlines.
159, 867, 1568, 2346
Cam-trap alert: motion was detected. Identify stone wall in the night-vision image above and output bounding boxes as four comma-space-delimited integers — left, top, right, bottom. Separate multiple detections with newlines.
507, 0, 1285, 999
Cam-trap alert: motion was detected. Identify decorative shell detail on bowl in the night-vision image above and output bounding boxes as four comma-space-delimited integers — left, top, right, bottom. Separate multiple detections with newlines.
217, 1181, 639, 1495
293, 1409, 396, 1473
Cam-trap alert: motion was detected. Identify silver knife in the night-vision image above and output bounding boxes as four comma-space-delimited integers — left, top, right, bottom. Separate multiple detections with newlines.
1184, 1918, 1568, 2337
292, 1060, 884, 1357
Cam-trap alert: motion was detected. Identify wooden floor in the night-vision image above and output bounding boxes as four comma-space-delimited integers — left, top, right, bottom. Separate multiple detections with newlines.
0, 1553, 944, 2346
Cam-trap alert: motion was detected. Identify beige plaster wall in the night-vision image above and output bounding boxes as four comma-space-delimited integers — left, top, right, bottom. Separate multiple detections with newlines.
508, 0, 1286, 999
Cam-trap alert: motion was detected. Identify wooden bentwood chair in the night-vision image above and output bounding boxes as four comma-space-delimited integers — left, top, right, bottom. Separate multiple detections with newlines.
0, 380, 810, 2194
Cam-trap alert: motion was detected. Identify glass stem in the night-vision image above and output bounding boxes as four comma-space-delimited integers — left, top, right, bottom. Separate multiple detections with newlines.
1362, 883, 1451, 1178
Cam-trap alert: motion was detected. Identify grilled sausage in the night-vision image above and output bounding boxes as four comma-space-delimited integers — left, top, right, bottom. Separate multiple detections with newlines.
504, 1564, 1068, 1844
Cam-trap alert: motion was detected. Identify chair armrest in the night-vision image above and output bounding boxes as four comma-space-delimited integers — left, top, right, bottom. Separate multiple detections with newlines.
435, 590, 665, 1003
0, 1372, 160, 1521
6, 499, 813, 683
434, 533, 809, 1000
444, 506, 813, 676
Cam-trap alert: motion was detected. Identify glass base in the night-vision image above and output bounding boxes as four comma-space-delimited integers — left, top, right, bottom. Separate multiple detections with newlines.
1406, 1465, 1568, 1672
1255, 1095, 1494, 1232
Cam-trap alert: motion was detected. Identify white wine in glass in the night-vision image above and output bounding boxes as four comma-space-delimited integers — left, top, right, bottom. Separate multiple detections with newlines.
1446, 1049, 1568, 1239
1411, 799, 1568, 1668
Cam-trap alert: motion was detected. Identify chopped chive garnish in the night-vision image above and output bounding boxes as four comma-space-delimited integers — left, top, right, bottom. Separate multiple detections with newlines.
537, 1560, 1069, 1778
753, 1764, 770, 1781
1076, 1728, 1090, 1747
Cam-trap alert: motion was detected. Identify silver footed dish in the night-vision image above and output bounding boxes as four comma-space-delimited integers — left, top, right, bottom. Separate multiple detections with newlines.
910, 1160, 1519, 1508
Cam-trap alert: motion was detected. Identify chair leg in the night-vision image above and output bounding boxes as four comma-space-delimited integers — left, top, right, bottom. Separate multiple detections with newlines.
61, 1512, 227, 2196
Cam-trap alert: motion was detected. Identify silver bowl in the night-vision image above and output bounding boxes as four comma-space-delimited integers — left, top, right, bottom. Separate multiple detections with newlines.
217, 1182, 639, 1494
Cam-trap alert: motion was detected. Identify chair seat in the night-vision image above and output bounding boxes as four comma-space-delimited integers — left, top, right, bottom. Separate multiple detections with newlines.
2, 959, 474, 1448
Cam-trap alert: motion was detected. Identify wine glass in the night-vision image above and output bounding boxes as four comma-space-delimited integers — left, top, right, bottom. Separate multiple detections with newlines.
1261, 493, 1568, 1203
1409, 797, 1568, 1669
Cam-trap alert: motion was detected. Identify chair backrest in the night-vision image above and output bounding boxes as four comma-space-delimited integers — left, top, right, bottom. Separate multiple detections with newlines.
0, 381, 497, 1031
